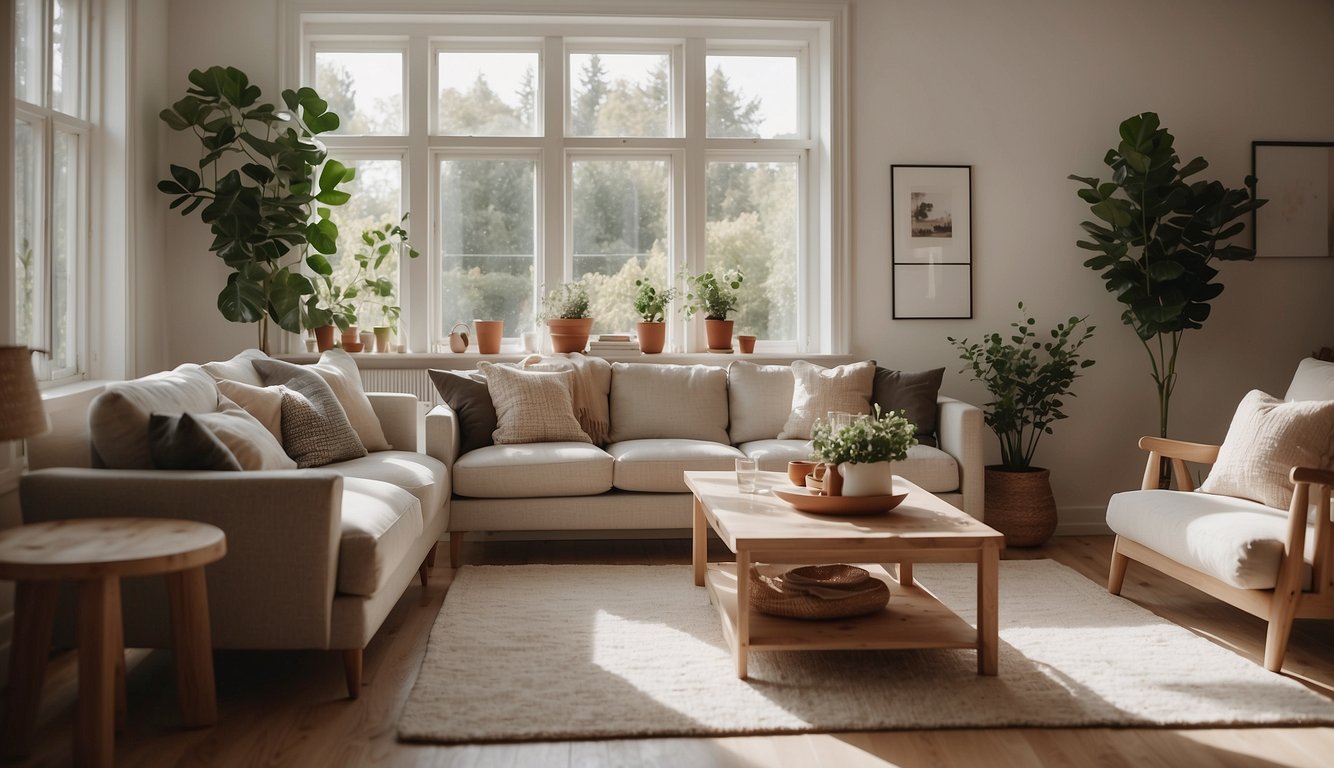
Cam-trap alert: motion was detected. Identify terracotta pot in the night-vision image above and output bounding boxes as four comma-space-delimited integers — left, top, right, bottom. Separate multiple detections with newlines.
636, 321, 666, 354
340, 325, 360, 348
548, 317, 594, 353
787, 460, 819, 487
314, 325, 335, 352
704, 319, 734, 351
737, 334, 756, 354
984, 466, 1057, 547
474, 320, 504, 354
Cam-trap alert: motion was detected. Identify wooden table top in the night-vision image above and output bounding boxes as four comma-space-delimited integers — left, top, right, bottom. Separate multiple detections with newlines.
0, 518, 227, 581
685, 470, 1001, 551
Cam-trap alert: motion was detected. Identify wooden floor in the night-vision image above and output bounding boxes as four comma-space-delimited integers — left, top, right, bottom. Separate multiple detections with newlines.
4, 534, 1333, 767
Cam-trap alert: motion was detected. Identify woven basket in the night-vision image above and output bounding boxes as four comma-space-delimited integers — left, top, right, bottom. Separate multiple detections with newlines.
984, 466, 1057, 547
749, 565, 890, 620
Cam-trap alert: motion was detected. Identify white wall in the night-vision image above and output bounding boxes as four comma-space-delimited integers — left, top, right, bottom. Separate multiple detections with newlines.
160, 0, 1334, 527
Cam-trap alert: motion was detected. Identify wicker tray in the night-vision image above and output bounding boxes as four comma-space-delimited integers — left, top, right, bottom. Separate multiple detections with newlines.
749, 564, 890, 620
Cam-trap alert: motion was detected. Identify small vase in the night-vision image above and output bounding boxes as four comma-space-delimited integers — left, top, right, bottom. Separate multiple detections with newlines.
359, 330, 375, 352
474, 320, 504, 354
373, 326, 392, 353
704, 319, 734, 351
737, 334, 756, 354
636, 321, 666, 354
838, 461, 895, 497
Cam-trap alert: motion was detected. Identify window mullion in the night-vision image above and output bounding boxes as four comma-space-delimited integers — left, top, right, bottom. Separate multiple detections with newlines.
405, 35, 430, 353
541, 35, 565, 295
682, 37, 707, 352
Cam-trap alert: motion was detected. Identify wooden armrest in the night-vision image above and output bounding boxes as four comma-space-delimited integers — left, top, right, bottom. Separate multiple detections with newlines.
1137, 436, 1221, 464
1292, 466, 1334, 486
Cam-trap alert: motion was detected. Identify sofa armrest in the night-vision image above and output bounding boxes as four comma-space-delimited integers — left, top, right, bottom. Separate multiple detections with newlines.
425, 404, 461, 468
938, 395, 984, 520
19, 468, 343, 649
368, 392, 420, 452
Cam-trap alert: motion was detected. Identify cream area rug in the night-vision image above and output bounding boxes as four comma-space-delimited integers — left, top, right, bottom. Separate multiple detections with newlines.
398, 561, 1334, 743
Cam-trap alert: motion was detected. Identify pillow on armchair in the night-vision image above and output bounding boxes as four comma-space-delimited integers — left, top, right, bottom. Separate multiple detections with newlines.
1199, 389, 1334, 509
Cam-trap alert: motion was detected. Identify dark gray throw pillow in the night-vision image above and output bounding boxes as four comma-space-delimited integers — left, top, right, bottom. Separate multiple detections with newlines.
427, 369, 496, 456
148, 412, 243, 471
252, 359, 367, 467
872, 367, 945, 447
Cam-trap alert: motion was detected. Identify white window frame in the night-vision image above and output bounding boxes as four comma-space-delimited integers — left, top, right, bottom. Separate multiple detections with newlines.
433, 41, 544, 138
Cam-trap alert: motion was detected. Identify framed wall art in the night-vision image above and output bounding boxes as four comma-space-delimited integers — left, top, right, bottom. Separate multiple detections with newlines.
1251, 141, 1334, 258
891, 164, 973, 318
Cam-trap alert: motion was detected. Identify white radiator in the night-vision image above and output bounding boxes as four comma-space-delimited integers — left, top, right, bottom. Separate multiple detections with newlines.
359, 368, 442, 405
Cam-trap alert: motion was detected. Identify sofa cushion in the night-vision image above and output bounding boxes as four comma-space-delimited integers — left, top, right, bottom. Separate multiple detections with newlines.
338, 478, 424, 597
607, 439, 745, 492
1285, 357, 1334, 402
215, 379, 284, 444
737, 439, 960, 493
1198, 390, 1334, 509
479, 362, 591, 445
427, 369, 496, 455
200, 348, 268, 387
873, 366, 944, 447
1107, 489, 1316, 590
89, 364, 220, 469
727, 361, 794, 444
331, 451, 448, 529
778, 360, 875, 440
609, 363, 729, 444
254, 352, 391, 452
275, 380, 367, 468
453, 443, 613, 498
147, 412, 242, 471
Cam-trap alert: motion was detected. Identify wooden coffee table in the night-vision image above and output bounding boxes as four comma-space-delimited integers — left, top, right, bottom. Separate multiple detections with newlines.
686, 470, 1002, 678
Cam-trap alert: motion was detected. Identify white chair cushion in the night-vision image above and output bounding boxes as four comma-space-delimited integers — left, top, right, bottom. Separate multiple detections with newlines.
454, 443, 613, 498
1106, 489, 1316, 590
608, 363, 730, 444
1285, 357, 1334, 402
607, 439, 745, 492
727, 361, 794, 444
330, 451, 449, 529
738, 439, 959, 493
737, 439, 814, 472
338, 478, 424, 597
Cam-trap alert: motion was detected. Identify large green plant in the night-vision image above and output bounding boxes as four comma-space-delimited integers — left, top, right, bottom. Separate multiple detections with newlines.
1068, 112, 1264, 437
157, 66, 355, 351
949, 304, 1095, 472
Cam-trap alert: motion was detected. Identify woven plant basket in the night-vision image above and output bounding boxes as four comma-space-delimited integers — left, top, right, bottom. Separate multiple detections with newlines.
984, 466, 1057, 547
749, 564, 890, 620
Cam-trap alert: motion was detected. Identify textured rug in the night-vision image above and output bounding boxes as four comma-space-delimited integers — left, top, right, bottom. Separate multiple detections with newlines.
398, 561, 1334, 743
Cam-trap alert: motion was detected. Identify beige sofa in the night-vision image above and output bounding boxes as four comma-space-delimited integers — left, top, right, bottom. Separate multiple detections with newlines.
20, 353, 448, 699
426, 360, 984, 566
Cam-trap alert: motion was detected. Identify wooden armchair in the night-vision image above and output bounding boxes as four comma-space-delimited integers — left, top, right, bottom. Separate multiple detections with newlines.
1106, 435, 1334, 672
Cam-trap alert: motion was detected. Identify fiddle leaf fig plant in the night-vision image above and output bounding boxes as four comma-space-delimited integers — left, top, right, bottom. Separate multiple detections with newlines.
157, 65, 355, 351
1068, 112, 1264, 437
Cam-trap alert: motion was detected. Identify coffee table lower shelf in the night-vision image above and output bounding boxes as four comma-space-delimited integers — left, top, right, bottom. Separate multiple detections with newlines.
705, 563, 979, 668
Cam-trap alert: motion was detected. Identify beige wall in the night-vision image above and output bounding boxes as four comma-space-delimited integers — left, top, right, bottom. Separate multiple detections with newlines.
160, 0, 1334, 528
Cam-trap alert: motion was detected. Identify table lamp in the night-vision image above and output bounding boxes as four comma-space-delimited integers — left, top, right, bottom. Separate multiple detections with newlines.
0, 346, 50, 444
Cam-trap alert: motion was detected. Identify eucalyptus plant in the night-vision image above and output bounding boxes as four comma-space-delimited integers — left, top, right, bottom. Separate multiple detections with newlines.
1068, 112, 1264, 437
949, 304, 1095, 472
157, 65, 354, 351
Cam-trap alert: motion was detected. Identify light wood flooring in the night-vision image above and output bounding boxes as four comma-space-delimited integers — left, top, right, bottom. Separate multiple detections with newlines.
4, 535, 1333, 767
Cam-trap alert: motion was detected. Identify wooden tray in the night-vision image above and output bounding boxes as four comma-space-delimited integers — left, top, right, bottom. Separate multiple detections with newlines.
772, 486, 909, 515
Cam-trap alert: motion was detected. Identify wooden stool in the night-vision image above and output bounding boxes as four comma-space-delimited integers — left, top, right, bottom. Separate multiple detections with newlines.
0, 517, 226, 767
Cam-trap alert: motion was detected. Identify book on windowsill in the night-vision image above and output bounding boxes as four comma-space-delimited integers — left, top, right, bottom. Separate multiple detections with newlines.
596, 334, 633, 342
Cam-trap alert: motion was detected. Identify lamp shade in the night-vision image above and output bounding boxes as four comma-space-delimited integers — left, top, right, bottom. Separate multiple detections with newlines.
0, 347, 50, 440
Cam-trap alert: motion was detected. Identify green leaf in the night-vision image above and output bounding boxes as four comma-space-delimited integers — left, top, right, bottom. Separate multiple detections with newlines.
217, 272, 266, 324
306, 252, 333, 276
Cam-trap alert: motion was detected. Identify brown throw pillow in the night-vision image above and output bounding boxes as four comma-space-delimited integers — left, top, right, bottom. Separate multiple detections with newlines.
872, 367, 945, 447
148, 412, 242, 471
427, 369, 497, 455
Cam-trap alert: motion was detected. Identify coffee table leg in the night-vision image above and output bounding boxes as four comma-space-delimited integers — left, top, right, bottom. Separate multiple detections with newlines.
2, 580, 58, 758
692, 496, 707, 587
977, 542, 999, 675
166, 566, 218, 727
735, 549, 750, 679
77, 577, 121, 768
898, 561, 914, 587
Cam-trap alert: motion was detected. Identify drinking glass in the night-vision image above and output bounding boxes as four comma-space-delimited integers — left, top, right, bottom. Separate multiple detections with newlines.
735, 458, 758, 494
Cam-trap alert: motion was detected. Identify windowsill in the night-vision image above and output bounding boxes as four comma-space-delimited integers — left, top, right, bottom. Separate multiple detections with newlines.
275, 351, 859, 369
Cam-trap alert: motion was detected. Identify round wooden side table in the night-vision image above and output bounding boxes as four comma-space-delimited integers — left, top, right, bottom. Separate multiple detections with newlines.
0, 517, 226, 768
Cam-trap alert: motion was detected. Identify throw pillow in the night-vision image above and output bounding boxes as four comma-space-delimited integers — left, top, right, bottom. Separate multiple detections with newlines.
277, 386, 369, 468
200, 348, 268, 387
607, 363, 730, 444
1199, 390, 1334, 509
479, 362, 591, 445
427, 369, 496, 455
89, 364, 221, 469
778, 360, 876, 440
726, 361, 796, 444
215, 379, 284, 444
251, 351, 391, 451
194, 397, 297, 470
872, 366, 945, 447
148, 412, 242, 471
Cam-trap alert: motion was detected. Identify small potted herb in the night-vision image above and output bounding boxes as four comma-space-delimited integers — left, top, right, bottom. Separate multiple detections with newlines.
632, 278, 676, 354
682, 267, 744, 351
541, 280, 594, 353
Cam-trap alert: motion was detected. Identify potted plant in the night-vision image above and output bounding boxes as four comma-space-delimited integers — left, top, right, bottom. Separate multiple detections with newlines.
632, 278, 675, 354
948, 303, 1095, 546
305, 216, 420, 353
158, 66, 354, 352
682, 267, 744, 351
810, 406, 917, 497
1069, 112, 1264, 444
541, 281, 593, 353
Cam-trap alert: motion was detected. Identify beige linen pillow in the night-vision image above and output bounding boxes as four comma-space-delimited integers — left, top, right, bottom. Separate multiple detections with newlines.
89, 364, 221, 469
200, 348, 268, 387
778, 360, 876, 439
727, 361, 796, 444
194, 397, 297, 471
608, 363, 730, 444
215, 379, 284, 444
1199, 390, 1334, 509
479, 362, 591, 445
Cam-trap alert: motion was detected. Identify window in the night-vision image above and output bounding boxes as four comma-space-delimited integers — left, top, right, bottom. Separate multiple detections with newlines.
14, 0, 89, 380
295, 7, 842, 353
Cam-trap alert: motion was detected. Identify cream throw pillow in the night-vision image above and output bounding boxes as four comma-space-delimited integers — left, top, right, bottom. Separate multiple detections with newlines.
195, 397, 297, 471
89, 364, 220, 469
778, 360, 876, 440
479, 362, 591, 445
1199, 390, 1334, 509
200, 348, 268, 387
215, 379, 284, 444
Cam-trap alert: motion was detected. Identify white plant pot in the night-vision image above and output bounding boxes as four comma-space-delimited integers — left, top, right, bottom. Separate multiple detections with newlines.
837, 461, 895, 497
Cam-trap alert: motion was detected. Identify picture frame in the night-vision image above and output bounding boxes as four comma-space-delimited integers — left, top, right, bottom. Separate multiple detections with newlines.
1251, 141, 1334, 258
890, 164, 973, 318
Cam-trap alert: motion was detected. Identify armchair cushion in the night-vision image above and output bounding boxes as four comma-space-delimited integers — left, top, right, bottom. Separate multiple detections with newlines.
1198, 390, 1334, 509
